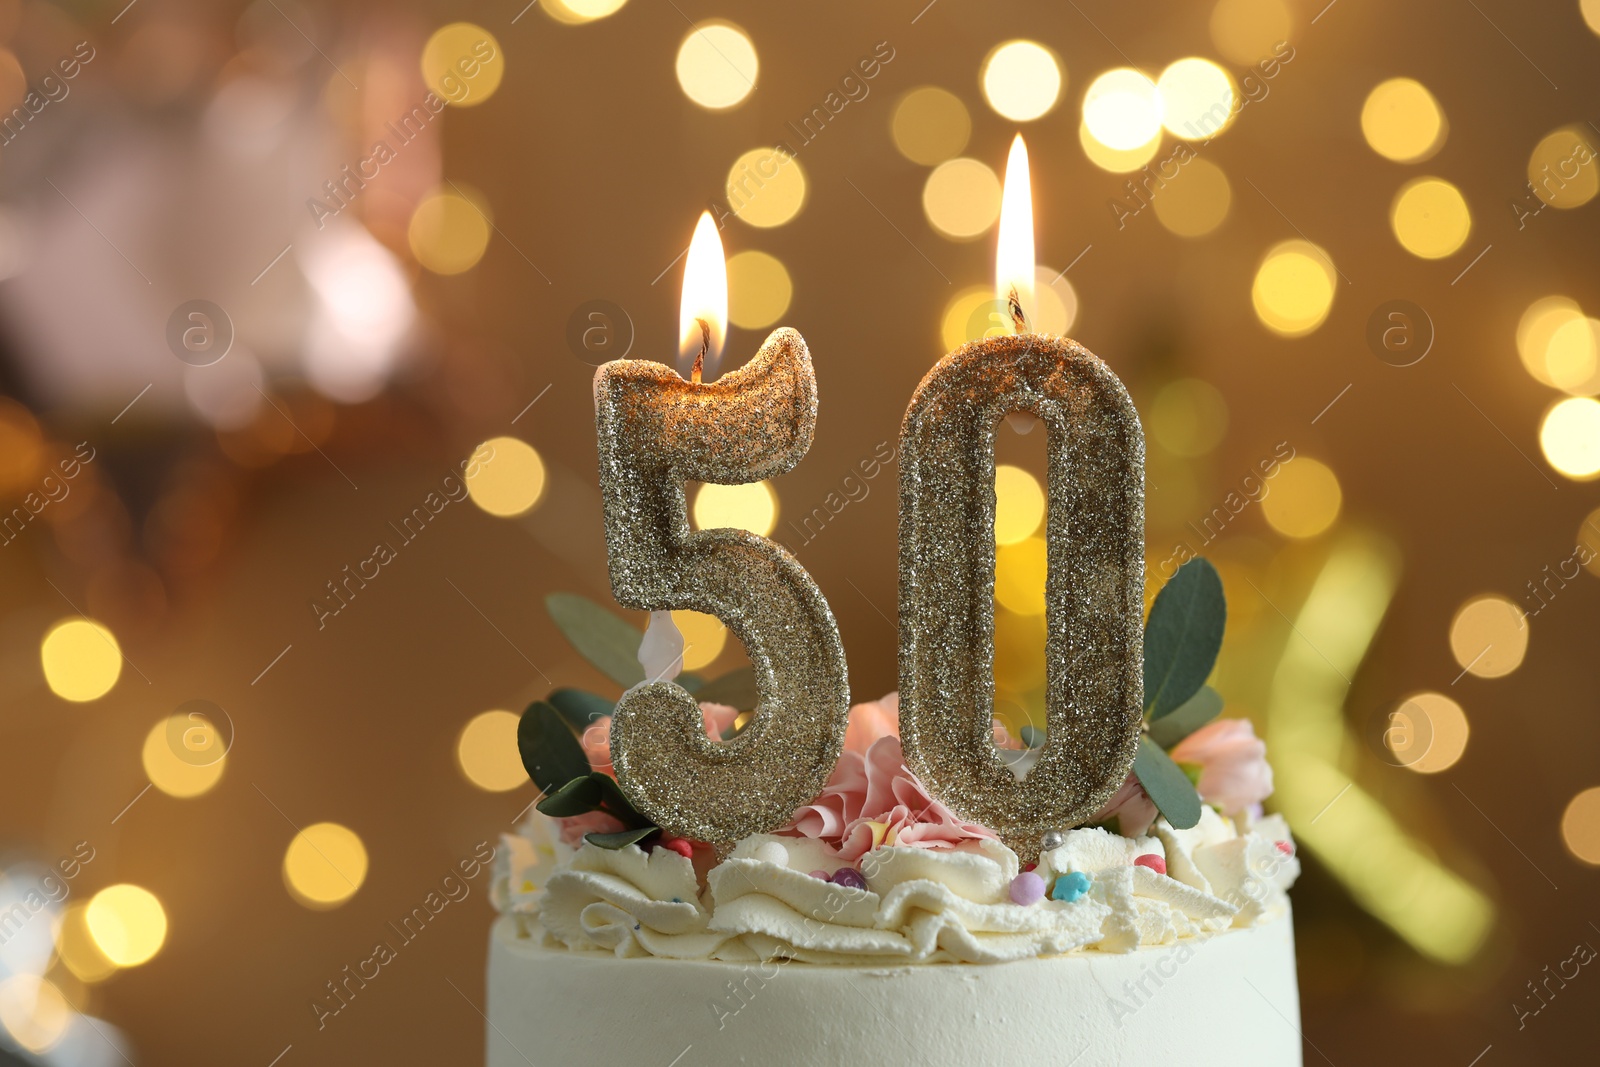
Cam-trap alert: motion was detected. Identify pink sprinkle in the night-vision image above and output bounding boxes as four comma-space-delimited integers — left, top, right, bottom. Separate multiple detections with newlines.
1133, 853, 1167, 876
1021, 862, 1037, 873
1275, 840, 1294, 856
1010, 871, 1046, 906
809, 869, 829, 880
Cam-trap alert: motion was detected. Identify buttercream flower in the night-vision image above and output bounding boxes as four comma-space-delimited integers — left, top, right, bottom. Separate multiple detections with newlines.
554, 810, 626, 847
1089, 772, 1160, 837
843, 692, 900, 755
782, 735, 997, 861
581, 701, 744, 778
1170, 718, 1274, 816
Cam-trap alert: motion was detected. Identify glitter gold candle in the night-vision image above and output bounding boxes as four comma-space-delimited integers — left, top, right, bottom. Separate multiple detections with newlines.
593, 213, 850, 845
898, 136, 1145, 856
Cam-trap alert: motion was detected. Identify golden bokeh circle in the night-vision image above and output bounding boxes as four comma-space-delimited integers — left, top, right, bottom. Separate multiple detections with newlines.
692, 481, 778, 536
56, 903, 117, 982
891, 86, 971, 165
143, 715, 226, 798
1079, 122, 1161, 173
85, 884, 168, 966
1527, 126, 1599, 210
726, 250, 792, 329
1390, 177, 1471, 259
1391, 692, 1470, 774
1152, 157, 1232, 237
726, 148, 806, 228
922, 157, 1002, 239
40, 618, 122, 703
1448, 595, 1528, 679
543, 0, 629, 24
980, 40, 1063, 122
1149, 378, 1229, 456
457, 710, 529, 792
1209, 0, 1292, 66
676, 22, 758, 110
995, 536, 1048, 615
1579, 507, 1600, 577
994, 465, 1046, 546
1158, 58, 1236, 140
283, 822, 369, 909
1561, 786, 1600, 865
1540, 397, 1600, 479
673, 610, 729, 671
1082, 68, 1164, 151
409, 191, 491, 275
1251, 240, 1336, 337
466, 436, 547, 517
1261, 456, 1342, 538
1360, 78, 1445, 163
0, 975, 70, 1053
1517, 296, 1587, 389
421, 23, 504, 107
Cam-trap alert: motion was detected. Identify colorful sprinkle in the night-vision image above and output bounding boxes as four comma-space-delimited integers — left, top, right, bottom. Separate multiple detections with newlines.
1133, 853, 1166, 875
1021, 862, 1037, 873
1010, 871, 1046, 905
1051, 871, 1091, 902
809, 869, 829, 879
1275, 840, 1294, 856
829, 867, 868, 890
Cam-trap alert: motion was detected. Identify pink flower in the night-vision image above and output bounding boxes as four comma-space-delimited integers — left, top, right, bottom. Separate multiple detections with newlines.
844, 692, 899, 755
554, 810, 625, 847
580, 701, 744, 779
781, 735, 997, 862
1089, 772, 1160, 837
1170, 718, 1274, 816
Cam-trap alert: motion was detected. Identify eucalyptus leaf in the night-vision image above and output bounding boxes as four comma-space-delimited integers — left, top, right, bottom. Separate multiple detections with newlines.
585, 826, 660, 850
547, 688, 614, 733
1143, 558, 1226, 720
546, 592, 646, 688
694, 666, 759, 709
1146, 686, 1223, 750
535, 774, 604, 818
1133, 736, 1202, 830
677, 672, 704, 694
1019, 724, 1047, 749
518, 703, 591, 796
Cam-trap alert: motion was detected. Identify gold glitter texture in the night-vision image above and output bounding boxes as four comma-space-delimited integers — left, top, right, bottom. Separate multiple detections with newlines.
898, 334, 1145, 856
594, 328, 850, 843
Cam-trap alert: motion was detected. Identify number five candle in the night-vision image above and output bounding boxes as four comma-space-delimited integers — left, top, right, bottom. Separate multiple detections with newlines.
593, 213, 850, 844
898, 136, 1145, 855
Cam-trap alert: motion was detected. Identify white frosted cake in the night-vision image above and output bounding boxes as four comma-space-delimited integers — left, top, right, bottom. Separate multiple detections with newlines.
487, 691, 1303, 1066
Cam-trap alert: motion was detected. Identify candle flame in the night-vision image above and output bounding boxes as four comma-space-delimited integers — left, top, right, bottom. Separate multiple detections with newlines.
679, 211, 728, 381
995, 134, 1035, 335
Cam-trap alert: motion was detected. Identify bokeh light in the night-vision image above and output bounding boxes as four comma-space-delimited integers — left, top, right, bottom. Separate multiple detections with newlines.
1209, 0, 1291, 64
543, 0, 629, 24
1542, 316, 1600, 394
673, 610, 729, 670
980, 41, 1062, 121
995, 536, 1047, 615
0, 975, 70, 1054
1562, 786, 1600, 864
1527, 126, 1599, 210
1079, 122, 1161, 173
1517, 296, 1590, 389
1152, 157, 1232, 237
142, 715, 226, 798
1390, 692, 1470, 774
1580, 507, 1600, 577
676, 23, 758, 110
1448, 595, 1528, 678
727, 250, 792, 330
1082, 69, 1164, 151
1390, 177, 1471, 259
420, 24, 504, 107
1261, 456, 1342, 538
693, 482, 778, 536
85, 884, 167, 966
283, 822, 369, 909
1585, 0, 1600, 35
1158, 58, 1236, 140
1149, 378, 1229, 456
1252, 240, 1337, 337
994, 465, 1045, 545
726, 148, 806, 228
1030, 266, 1079, 336
1360, 78, 1446, 163
941, 285, 994, 350
457, 710, 528, 792
56, 904, 117, 982
40, 618, 122, 703
922, 157, 1002, 239
1539, 397, 1600, 479
408, 191, 491, 275
891, 86, 971, 165
466, 437, 546, 517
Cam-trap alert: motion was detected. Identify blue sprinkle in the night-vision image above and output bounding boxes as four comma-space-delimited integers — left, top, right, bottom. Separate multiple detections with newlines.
634, 923, 641, 930
670, 897, 682, 903
1051, 871, 1092, 903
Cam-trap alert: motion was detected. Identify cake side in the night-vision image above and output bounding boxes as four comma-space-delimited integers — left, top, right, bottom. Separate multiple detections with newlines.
487, 910, 1303, 1067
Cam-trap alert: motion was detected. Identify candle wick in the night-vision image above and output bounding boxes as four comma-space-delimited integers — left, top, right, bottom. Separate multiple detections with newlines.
691, 317, 710, 384
1007, 286, 1030, 335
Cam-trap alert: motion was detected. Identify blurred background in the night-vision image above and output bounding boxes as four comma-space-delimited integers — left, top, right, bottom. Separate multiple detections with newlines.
0, 0, 1596, 1062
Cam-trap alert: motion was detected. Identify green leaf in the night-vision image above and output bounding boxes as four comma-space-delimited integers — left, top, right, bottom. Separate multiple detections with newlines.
585, 826, 659, 850
1133, 736, 1202, 830
677, 672, 704, 694
1145, 686, 1223, 749
518, 703, 591, 795
546, 593, 645, 688
1019, 724, 1047, 749
547, 688, 614, 733
1143, 558, 1226, 720
535, 774, 604, 817
694, 666, 759, 709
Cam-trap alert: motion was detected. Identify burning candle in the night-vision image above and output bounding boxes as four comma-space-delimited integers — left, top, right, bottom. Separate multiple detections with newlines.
896, 135, 1146, 855
592, 212, 850, 845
